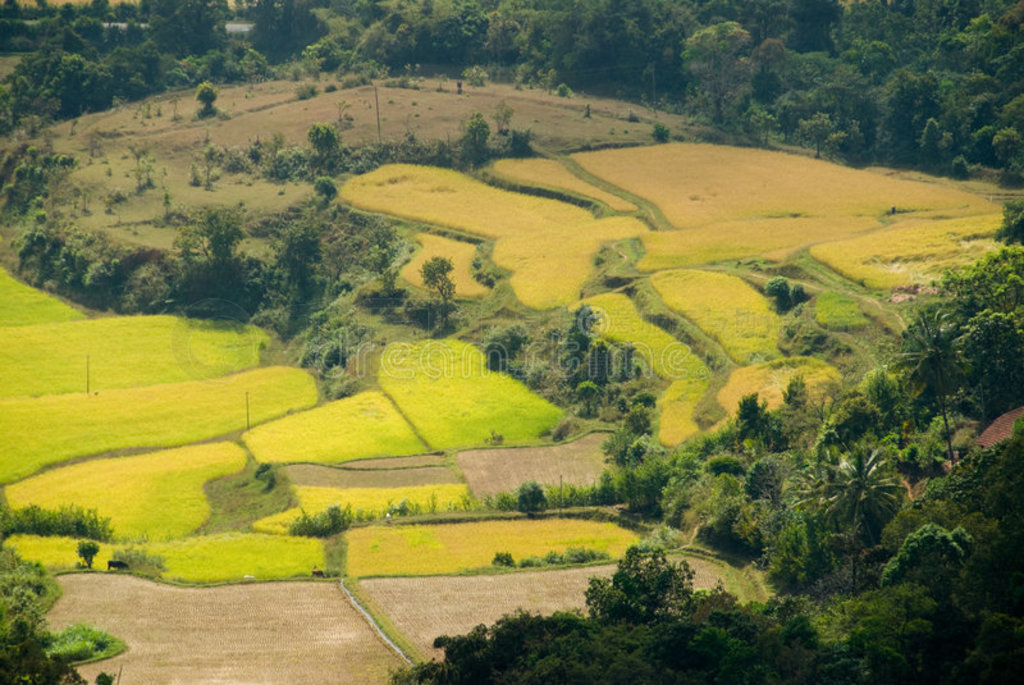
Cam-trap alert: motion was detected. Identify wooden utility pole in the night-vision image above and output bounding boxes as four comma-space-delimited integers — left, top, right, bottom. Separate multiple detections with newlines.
374, 85, 382, 143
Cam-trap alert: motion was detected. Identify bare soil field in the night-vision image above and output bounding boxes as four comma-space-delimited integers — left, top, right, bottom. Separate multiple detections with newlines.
283, 463, 459, 489
49, 574, 401, 685
457, 433, 608, 496
340, 453, 448, 470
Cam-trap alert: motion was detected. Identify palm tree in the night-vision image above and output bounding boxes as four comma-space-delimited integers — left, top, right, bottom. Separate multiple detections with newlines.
821, 448, 903, 548
897, 308, 964, 461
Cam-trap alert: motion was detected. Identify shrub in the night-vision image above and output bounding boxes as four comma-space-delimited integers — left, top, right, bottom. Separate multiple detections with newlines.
556, 83, 573, 98
112, 547, 166, 577
296, 83, 318, 100
289, 504, 354, 537
46, 624, 121, 663
492, 551, 515, 567
516, 480, 547, 515
951, 154, 970, 179
76, 541, 100, 569
0, 504, 113, 541
653, 123, 670, 143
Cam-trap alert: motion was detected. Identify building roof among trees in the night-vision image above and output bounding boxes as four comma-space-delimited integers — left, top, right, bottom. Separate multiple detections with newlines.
977, 406, 1024, 449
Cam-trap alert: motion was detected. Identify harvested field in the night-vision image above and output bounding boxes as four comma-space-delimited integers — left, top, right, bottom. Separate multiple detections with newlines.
401, 233, 489, 298
5, 443, 247, 540
0, 366, 317, 484
345, 518, 638, 577
650, 269, 780, 364
717, 357, 841, 414
378, 339, 563, 449
244, 391, 426, 465
341, 164, 647, 308
457, 433, 608, 497
0, 267, 84, 327
284, 463, 458, 489
0, 315, 265, 398
491, 158, 637, 212
48, 574, 400, 685
337, 453, 448, 470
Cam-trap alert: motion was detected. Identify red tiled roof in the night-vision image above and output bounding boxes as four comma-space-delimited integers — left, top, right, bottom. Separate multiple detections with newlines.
976, 407, 1024, 449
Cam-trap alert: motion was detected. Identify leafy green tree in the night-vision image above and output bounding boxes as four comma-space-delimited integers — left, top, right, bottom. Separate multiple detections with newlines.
575, 380, 602, 416
420, 256, 456, 328
652, 122, 670, 142
195, 81, 218, 118
313, 176, 337, 206
881, 523, 972, 588
764, 276, 791, 311
684, 22, 752, 125
516, 480, 547, 515
586, 547, 694, 625
797, 112, 835, 158
993, 127, 1023, 173
150, 0, 228, 58
997, 199, 1024, 244
307, 122, 340, 174
76, 540, 99, 569
460, 112, 490, 166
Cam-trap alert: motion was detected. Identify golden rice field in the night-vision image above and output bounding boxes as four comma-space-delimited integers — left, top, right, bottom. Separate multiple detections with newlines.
717, 357, 841, 414
650, 269, 781, 364
5, 443, 247, 540
0, 366, 317, 484
244, 391, 426, 465
658, 376, 712, 446
378, 339, 563, 449
345, 519, 638, 577
814, 292, 870, 331
6, 533, 324, 583
341, 164, 647, 309
576, 292, 708, 380
573, 143, 995, 229
808, 214, 1001, 290
0, 315, 265, 398
253, 484, 473, 534
491, 158, 638, 212
401, 233, 489, 298
0, 267, 84, 327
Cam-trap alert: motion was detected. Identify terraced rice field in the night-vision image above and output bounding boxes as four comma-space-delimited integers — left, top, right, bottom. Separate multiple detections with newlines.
284, 463, 458, 489
244, 391, 426, 465
809, 214, 1001, 290
717, 357, 841, 414
815, 292, 870, 331
49, 575, 400, 685
0, 267, 84, 327
401, 233, 489, 298
345, 518, 638, 577
0, 366, 317, 483
7, 533, 324, 583
253, 484, 473, 534
378, 339, 563, 449
650, 269, 780, 364
491, 158, 638, 212
658, 377, 712, 446
0, 315, 265, 398
4, 443, 246, 540
457, 433, 608, 497
341, 164, 647, 308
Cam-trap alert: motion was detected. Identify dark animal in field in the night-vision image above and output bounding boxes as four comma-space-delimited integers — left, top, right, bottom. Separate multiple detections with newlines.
311, 568, 325, 578
107, 560, 129, 571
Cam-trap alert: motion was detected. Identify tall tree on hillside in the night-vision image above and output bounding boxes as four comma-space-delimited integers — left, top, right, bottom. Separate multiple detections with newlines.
420, 256, 456, 329
149, 0, 229, 58
683, 21, 752, 124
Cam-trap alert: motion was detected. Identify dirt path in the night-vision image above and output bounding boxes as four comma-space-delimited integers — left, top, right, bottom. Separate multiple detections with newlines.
49, 574, 401, 685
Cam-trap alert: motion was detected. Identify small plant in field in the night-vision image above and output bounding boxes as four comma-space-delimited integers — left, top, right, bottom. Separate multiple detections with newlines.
289, 504, 354, 537
492, 551, 515, 567
556, 83, 573, 98
112, 547, 166, 577
195, 81, 218, 118
462, 65, 488, 87
76, 540, 99, 569
652, 122, 670, 143
296, 83, 318, 100
46, 624, 121, 663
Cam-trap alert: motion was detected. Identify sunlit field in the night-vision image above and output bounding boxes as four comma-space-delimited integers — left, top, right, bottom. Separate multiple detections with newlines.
252, 484, 473, 534
5, 533, 324, 583
814, 292, 870, 331
244, 391, 426, 465
345, 519, 638, 577
400, 232, 489, 298
0, 366, 317, 483
651, 269, 780, 364
491, 158, 637, 212
658, 377, 712, 446
809, 214, 1001, 290
378, 339, 563, 449
717, 357, 841, 414
341, 164, 647, 308
0, 315, 265, 398
0, 267, 84, 327
5, 443, 247, 540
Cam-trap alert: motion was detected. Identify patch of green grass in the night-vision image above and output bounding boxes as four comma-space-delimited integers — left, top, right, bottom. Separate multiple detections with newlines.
46, 623, 125, 664
814, 292, 870, 331
0, 267, 84, 327
201, 459, 297, 535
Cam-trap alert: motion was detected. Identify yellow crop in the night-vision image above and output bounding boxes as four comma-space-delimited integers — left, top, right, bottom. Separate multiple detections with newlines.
253, 484, 473, 534
658, 377, 710, 446
345, 519, 638, 577
491, 158, 638, 212
717, 357, 841, 414
5, 443, 246, 540
378, 339, 563, 449
0, 267, 84, 327
0, 315, 265, 398
244, 391, 426, 465
651, 269, 780, 364
0, 366, 317, 484
341, 164, 647, 309
400, 233, 489, 298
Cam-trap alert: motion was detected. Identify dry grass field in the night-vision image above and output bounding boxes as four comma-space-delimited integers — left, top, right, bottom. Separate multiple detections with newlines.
456, 433, 608, 497
0, 266, 84, 327
378, 339, 563, 449
717, 357, 841, 414
4, 443, 247, 540
401, 233, 489, 298
658, 376, 712, 446
0, 365, 317, 483
341, 164, 647, 308
808, 213, 1001, 290
284, 463, 459, 489
650, 269, 780, 364
48, 574, 401, 685
345, 519, 638, 577
491, 158, 637, 212
244, 390, 427, 465
0, 315, 265, 398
